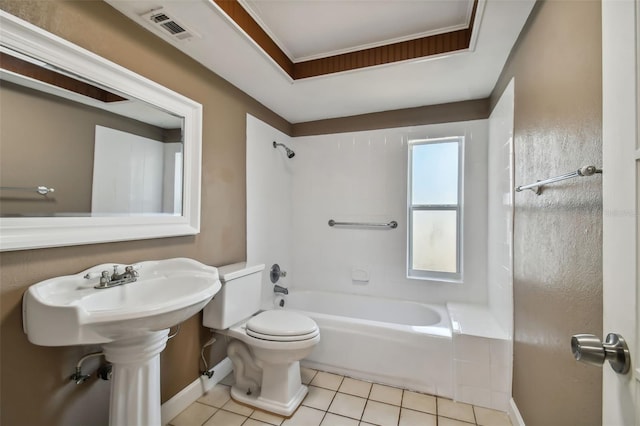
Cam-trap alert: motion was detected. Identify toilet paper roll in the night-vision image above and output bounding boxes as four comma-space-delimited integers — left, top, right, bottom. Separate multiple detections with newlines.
274, 295, 286, 309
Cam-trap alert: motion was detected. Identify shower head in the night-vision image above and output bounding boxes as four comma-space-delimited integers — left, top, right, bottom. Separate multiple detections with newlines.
273, 141, 295, 158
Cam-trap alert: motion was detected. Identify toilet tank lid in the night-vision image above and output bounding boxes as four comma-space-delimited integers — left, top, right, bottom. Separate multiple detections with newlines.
217, 263, 265, 283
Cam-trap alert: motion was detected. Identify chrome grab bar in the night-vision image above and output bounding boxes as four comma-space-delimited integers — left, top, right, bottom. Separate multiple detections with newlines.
328, 219, 398, 229
0, 185, 55, 195
515, 165, 602, 195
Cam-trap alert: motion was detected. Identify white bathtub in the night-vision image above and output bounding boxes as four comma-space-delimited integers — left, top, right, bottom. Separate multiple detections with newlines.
274, 290, 453, 397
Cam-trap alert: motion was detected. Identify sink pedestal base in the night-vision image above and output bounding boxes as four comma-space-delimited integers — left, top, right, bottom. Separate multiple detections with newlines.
102, 330, 169, 426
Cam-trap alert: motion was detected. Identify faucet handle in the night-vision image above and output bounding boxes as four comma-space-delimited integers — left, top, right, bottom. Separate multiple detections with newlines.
269, 264, 287, 283
84, 270, 111, 280
124, 265, 139, 277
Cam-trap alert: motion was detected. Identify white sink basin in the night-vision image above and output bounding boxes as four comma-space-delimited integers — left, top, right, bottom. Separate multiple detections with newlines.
23, 257, 221, 346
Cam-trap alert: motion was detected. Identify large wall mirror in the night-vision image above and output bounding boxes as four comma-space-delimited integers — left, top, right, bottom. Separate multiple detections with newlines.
0, 11, 203, 251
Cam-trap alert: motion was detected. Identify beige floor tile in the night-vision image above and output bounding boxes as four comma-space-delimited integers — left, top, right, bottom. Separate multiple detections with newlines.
301, 367, 318, 385
202, 409, 247, 426
369, 384, 403, 406
303, 386, 337, 411
399, 408, 437, 426
474, 406, 512, 426
320, 412, 360, 426
243, 420, 272, 426
282, 406, 325, 426
328, 393, 367, 420
311, 371, 344, 391
438, 416, 476, 426
401, 390, 436, 415
221, 399, 254, 417
250, 409, 286, 425
170, 368, 511, 426
198, 384, 232, 408
437, 398, 476, 423
338, 378, 372, 398
170, 402, 217, 426
361, 400, 400, 426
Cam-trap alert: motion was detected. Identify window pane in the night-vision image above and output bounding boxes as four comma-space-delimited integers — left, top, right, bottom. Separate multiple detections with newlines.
411, 141, 458, 205
412, 209, 457, 273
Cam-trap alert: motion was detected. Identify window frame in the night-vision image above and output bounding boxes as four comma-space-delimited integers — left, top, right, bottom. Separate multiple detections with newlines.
407, 136, 464, 282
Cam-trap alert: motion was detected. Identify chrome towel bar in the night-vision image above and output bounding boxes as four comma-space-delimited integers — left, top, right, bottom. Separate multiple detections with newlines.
515, 165, 602, 195
328, 219, 398, 229
0, 185, 55, 195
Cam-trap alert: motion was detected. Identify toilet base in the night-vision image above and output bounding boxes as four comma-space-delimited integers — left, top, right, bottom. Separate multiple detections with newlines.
230, 383, 308, 417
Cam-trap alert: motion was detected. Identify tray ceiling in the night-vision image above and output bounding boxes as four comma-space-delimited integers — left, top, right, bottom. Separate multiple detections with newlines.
105, 0, 535, 123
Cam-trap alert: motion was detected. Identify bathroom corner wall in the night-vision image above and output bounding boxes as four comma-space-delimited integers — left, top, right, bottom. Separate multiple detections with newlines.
246, 115, 294, 308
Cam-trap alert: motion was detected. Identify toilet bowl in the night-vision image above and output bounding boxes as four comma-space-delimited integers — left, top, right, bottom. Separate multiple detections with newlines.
202, 263, 319, 416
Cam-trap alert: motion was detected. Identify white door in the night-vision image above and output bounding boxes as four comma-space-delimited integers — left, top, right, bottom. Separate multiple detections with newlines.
602, 0, 639, 424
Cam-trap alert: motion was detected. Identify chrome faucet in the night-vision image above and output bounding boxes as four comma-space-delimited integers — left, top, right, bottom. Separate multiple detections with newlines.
273, 284, 289, 295
86, 265, 139, 289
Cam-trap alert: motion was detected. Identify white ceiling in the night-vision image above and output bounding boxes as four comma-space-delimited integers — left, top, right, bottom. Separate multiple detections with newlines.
106, 0, 535, 124
239, 0, 475, 62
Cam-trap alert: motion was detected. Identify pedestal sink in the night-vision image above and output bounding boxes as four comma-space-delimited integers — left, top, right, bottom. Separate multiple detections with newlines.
23, 257, 221, 425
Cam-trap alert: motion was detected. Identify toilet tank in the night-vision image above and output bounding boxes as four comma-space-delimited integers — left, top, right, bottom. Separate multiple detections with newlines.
202, 263, 265, 329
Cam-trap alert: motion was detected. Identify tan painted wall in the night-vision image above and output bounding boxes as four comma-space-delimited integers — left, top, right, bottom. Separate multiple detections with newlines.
291, 98, 490, 136
491, 1, 603, 424
0, 1, 289, 424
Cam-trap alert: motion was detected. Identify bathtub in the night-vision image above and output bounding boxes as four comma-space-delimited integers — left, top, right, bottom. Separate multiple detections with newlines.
274, 290, 453, 398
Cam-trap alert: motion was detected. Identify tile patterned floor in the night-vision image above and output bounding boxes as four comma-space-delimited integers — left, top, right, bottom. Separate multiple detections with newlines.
169, 368, 512, 426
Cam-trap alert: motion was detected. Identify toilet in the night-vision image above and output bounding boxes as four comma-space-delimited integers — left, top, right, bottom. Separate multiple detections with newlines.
202, 263, 319, 416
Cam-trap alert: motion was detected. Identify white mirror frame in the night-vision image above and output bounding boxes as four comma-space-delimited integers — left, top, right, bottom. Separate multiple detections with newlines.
0, 11, 202, 251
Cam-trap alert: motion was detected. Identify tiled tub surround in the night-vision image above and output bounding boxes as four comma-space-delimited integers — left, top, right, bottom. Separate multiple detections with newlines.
448, 304, 511, 411
170, 369, 512, 426
273, 290, 452, 397
247, 115, 490, 307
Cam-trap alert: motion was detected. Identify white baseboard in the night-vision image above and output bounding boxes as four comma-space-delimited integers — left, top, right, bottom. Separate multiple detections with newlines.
161, 357, 233, 425
508, 397, 526, 426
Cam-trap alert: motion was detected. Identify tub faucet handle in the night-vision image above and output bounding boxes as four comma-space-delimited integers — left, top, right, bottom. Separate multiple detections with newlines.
270, 264, 287, 283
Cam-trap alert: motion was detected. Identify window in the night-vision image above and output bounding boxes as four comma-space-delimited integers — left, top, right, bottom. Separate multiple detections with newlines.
407, 136, 462, 281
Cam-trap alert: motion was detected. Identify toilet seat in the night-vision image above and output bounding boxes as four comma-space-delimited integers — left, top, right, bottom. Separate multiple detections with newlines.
246, 310, 319, 342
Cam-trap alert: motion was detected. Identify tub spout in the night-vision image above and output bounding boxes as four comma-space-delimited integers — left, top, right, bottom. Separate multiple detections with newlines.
273, 284, 288, 295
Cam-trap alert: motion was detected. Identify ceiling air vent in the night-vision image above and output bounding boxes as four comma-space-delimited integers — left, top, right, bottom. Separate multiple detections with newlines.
139, 8, 199, 41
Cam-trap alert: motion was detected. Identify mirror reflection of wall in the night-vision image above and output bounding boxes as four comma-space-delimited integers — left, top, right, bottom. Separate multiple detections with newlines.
92, 126, 183, 215
0, 51, 184, 217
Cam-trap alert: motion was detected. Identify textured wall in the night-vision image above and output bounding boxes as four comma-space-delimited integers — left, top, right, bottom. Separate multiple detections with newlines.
0, 1, 289, 425
491, 1, 603, 425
